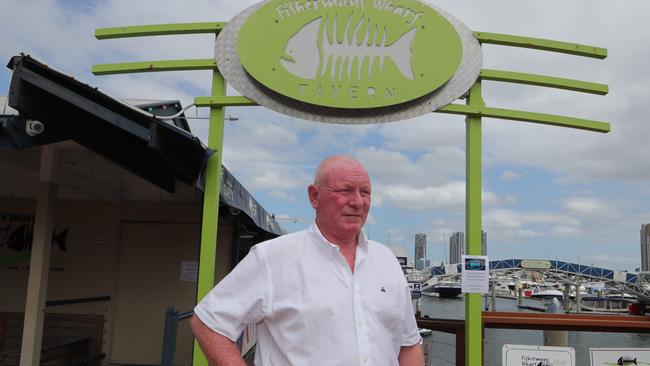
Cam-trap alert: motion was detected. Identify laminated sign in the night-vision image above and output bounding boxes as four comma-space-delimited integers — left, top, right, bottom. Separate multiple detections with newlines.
216, 0, 482, 123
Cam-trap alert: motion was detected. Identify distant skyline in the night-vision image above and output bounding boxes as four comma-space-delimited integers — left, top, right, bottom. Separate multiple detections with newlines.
2, 1, 650, 271
642, 224, 650, 272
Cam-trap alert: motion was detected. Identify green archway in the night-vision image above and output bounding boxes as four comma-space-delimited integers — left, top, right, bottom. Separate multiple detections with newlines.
93, 12, 610, 366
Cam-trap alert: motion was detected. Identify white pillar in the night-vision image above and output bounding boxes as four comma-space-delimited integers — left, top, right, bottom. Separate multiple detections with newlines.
19, 146, 57, 366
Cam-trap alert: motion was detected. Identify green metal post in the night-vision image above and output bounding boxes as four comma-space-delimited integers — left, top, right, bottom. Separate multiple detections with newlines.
192, 69, 227, 366
465, 81, 484, 366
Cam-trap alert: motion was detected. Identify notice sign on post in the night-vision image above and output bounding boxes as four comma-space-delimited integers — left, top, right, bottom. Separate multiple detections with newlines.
503, 344, 575, 366
461, 255, 489, 294
590, 348, 650, 366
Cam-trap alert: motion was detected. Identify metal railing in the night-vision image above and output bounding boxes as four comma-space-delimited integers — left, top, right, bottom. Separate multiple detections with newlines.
45, 296, 111, 308
161, 307, 194, 366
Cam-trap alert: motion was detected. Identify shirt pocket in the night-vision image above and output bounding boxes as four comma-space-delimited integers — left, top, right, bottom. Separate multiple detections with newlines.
364, 281, 403, 330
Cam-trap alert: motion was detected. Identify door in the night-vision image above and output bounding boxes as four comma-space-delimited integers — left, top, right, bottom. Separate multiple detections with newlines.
111, 222, 199, 365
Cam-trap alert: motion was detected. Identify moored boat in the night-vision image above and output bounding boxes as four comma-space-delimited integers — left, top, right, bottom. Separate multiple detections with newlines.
432, 281, 462, 298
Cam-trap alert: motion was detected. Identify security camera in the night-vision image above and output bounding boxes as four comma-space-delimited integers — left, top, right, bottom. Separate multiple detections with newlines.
25, 119, 45, 137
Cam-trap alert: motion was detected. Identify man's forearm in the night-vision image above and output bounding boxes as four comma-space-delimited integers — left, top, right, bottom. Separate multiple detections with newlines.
189, 315, 246, 366
399, 342, 424, 366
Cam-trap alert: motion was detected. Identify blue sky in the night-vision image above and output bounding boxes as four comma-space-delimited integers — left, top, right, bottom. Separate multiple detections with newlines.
2, 0, 649, 271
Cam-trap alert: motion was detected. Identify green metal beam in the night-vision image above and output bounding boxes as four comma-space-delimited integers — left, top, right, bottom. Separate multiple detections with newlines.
193, 70, 227, 366
194, 96, 258, 107
92, 59, 217, 76
474, 32, 607, 59
465, 82, 484, 366
95, 22, 224, 39
480, 69, 608, 95
438, 104, 610, 133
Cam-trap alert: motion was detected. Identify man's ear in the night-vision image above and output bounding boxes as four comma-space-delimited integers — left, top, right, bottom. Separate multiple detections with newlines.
307, 184, 318, 209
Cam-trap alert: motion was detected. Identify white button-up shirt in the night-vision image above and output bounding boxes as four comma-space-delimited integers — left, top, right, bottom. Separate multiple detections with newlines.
195, 224, 420, 365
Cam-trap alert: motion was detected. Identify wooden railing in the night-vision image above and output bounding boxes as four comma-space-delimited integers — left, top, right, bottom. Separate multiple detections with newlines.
417, 312, 650, 366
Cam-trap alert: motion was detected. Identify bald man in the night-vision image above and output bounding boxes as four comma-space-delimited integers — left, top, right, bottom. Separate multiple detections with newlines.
191, 155, 423, 365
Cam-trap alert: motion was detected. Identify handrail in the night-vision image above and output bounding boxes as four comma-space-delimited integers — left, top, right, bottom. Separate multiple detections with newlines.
45, 295, 111, 307
417, 317, 465, 366
161, 307, 194, 366
483, 311, 650, 333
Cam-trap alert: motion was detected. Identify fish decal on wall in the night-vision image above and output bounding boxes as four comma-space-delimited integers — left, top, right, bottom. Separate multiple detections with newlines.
280, 14, 416, 81
6, 224, 69, 253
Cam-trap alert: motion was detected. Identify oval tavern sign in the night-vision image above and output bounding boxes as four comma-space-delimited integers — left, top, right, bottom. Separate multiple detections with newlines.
216, 0, 482, 123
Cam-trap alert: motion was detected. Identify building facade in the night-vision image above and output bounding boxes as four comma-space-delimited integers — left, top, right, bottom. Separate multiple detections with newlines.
449, 232, 464, 264
449, 231, 487, 264
482, 231, 488, 256
415, 233, 427, 270
642, 224, 650, 271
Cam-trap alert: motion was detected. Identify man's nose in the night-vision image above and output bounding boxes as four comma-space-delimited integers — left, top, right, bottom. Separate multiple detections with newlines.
348, 190, 363, 206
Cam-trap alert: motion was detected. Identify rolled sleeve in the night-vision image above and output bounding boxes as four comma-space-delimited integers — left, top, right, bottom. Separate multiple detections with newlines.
194, 245, 272, 341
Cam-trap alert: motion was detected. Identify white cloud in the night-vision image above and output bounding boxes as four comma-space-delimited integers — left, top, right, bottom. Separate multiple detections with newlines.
378, 115, 466, 152
244, 167, 311, 191
387, 244, 407, 257
364, 212, 378, 225
267, 190, 297, 203
385, 228, 408, 244
550, 226, 583, 238
504, 195, 518, 204
563, 197, 623, 219
485, 209, 581, 231
355, 146, 465, 188
374, 182, 498, 211
581, 254, 640, 272
501, 229, 542, 241
500, 170, 521, 181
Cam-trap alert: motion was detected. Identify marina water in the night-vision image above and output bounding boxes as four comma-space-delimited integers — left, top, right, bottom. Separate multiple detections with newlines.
419, 295, 649, 366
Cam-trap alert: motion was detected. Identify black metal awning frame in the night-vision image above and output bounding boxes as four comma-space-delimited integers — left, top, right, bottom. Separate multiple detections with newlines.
3, 54, 209, 192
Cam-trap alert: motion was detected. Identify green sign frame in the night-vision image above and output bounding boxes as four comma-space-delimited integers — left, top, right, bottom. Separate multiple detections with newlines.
93, 8, 610, 366
237, 0, 462, 109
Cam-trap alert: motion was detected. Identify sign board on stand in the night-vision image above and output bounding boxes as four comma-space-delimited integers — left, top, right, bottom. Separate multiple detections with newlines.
503, 344, 575, 366
590, 348, 650, 366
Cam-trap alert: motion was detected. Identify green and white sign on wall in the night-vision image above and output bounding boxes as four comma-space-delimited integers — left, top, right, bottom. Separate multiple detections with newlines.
216, 0, 482, 123
237, 0, 462, 109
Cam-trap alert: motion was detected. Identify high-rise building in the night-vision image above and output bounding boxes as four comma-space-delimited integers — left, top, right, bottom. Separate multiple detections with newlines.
449, 232, 464, 264
449, 231, 488, 264
482, 231, 488, 256
642, 224, 650, 271
414, 233, 427, 270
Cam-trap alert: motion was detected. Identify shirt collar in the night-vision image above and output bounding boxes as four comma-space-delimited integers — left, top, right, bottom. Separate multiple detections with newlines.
308, 223, 368, 261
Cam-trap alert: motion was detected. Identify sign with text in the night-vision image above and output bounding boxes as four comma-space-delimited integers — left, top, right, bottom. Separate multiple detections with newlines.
461, 255, 489, 294
521, 259, 552, 270
216, 0, 482, 123
237, 0, 462, 109
590, 348, 650, 366
503, 344, 575, 366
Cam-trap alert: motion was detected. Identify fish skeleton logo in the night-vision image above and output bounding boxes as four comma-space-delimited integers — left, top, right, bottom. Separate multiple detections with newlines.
280, 14, 416, 81
235, 0, 464, 110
